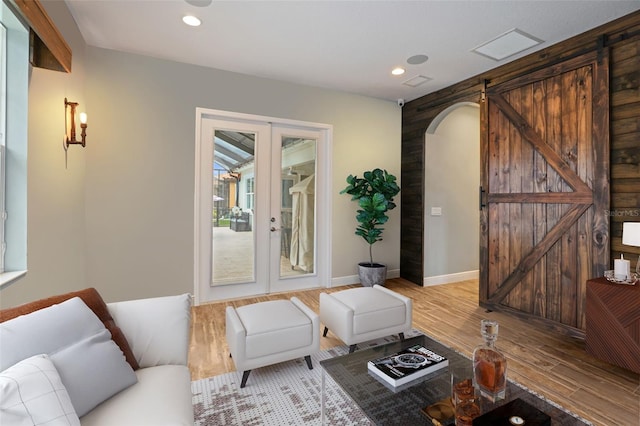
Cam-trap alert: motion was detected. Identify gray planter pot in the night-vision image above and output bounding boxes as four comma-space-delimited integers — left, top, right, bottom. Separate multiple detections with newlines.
358, 262, 387, 287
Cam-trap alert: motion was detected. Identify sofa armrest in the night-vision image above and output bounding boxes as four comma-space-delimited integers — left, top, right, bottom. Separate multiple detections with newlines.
107, 293, 192, 368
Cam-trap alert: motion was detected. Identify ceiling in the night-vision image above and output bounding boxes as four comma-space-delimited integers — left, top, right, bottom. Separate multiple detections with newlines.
64, 1, 640, 102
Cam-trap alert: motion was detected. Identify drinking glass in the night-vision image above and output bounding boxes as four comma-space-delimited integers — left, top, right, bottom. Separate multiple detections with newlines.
450, 366, 481, 426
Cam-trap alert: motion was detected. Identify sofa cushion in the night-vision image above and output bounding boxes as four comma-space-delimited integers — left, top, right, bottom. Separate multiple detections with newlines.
0, 288, 139, 370
0, 297, 137, 417
0, 354, 80, 426
79, 365, 194, 426
107, 293, 192, 368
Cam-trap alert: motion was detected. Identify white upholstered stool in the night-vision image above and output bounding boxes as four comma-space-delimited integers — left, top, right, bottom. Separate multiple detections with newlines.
226, 297, 319, 388
320, 285, 412, 353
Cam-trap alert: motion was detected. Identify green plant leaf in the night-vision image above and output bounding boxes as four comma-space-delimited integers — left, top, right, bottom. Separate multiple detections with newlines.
340, 168, 401, 264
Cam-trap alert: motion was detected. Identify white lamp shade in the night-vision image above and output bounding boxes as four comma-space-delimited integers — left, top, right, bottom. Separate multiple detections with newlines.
622, 222, 640, 247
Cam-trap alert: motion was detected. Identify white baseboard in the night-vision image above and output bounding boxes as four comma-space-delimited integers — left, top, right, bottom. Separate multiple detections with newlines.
423, 270, 479, 286
330, 268, 400, 288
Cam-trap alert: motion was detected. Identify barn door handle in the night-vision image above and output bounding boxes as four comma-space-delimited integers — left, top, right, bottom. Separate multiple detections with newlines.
479, 186, 487, 210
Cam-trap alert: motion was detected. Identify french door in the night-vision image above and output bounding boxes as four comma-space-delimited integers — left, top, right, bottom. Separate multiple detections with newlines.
194, 109, 331, 303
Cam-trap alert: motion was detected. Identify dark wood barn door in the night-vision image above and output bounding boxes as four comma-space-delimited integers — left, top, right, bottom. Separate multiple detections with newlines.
479, 50, 610, 335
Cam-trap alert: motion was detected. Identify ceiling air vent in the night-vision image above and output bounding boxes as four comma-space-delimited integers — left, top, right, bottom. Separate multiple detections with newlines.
402, 75, 432, 88
472, 28, 543, 61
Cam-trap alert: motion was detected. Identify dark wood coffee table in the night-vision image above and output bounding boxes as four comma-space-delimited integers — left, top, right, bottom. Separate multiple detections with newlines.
320, 334, 589, 425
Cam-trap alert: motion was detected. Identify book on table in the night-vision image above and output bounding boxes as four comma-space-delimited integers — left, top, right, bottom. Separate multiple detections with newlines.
367, 344, 449, 387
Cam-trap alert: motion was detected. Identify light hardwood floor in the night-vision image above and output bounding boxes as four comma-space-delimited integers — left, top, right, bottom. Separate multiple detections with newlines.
189, 278, 640, 426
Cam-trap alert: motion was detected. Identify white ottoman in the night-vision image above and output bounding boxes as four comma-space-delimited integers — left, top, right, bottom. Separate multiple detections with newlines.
226, 297, 319, 388
320, 285, 412, 353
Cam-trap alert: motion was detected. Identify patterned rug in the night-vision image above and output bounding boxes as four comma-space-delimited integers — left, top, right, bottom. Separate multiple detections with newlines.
191, 329, 424, 425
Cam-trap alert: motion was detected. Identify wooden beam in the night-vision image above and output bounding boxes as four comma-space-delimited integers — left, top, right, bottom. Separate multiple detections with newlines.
12, 0, 72, 73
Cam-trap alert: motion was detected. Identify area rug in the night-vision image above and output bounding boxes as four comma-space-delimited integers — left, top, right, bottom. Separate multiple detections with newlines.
191, 329, 424, 425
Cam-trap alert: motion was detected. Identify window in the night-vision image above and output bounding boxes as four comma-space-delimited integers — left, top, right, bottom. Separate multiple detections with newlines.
0, 1, 29, 286
0, 144, 4, 273
245, 177, 254, 211
0, 21, 6, 273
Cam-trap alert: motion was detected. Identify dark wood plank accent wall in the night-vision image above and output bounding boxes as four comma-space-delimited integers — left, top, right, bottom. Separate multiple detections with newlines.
610, 28, 640, 265
402, 82, 483, 285
401, 10, 640, 337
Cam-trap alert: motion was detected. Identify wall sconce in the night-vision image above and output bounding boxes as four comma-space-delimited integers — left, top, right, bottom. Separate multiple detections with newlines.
622, 222, 640, 275
64, 98, 87, 149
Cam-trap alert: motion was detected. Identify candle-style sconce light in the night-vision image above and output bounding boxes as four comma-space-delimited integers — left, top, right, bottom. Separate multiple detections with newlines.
64, 98, 87, 149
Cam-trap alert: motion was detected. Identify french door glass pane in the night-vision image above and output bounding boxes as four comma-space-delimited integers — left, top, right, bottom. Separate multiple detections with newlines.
211, 130, 255, 286
280, 137, 316, 278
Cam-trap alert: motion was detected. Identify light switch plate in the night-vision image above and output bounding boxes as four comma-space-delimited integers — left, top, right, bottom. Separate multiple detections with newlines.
431, 207, 442, 216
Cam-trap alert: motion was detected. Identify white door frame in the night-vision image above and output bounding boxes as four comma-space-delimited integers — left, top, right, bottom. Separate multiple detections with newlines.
193, 108, 332, 305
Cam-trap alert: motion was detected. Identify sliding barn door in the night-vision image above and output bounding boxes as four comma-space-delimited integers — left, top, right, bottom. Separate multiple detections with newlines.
479, 50, 609, 334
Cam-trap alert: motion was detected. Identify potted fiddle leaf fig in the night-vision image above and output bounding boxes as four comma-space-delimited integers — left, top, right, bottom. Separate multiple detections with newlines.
340, 168, 400, 286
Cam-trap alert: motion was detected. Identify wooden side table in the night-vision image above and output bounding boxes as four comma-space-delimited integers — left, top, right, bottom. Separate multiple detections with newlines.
585, 277, 640, 373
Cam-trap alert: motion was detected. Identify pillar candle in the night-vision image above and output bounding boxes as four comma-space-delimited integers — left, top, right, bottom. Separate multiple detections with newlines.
614, 254, 631, 280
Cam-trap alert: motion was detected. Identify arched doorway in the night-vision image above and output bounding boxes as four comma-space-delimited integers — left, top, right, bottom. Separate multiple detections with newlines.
423, 102, 480, 285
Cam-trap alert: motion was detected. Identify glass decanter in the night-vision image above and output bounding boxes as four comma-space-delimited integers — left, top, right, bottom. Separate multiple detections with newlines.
473, 319, 507, 402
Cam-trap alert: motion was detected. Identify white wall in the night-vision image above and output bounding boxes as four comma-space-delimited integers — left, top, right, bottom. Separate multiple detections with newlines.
1, 1, 87, 307
82, 48, 400, 302
424, 104, 479, 283
1, 2, 399, 306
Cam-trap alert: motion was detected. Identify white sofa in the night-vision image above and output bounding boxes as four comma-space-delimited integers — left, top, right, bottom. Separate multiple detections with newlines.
0, 292, 194, 426
81, 294, 194, 425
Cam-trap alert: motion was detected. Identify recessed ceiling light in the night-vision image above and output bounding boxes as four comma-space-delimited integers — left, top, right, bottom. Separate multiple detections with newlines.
472, 28, 542, 61
185, 0, 212, 6
182, 15, 201, 27
407, 55, 428, 65
391, 67, 405, 76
